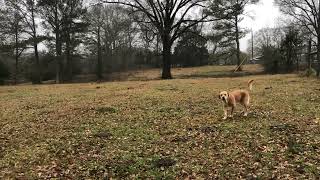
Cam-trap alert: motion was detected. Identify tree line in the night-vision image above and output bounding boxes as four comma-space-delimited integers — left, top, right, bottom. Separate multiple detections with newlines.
245, 0, 320, 76
0, 0, 319, 84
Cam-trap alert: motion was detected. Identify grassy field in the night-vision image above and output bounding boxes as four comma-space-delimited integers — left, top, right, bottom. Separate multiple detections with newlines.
0, 65, 319, 179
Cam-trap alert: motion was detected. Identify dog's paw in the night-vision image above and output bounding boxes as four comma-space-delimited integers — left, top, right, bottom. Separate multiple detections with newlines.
228, 115, 233, 118
222, 116, 228, 120
243, 113, 248, 117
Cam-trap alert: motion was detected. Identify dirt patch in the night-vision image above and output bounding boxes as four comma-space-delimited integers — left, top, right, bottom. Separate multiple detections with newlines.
93, 131, 112, 139
95, 107, 117, 114
269, 124, 297, 133
153, 157, 176, 168
171, 136, 189, 143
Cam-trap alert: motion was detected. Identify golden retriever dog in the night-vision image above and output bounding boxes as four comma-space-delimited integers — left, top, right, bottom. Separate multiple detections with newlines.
219, 80, 254, 120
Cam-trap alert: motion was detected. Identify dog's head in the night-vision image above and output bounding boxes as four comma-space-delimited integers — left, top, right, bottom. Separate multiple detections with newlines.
219, 91, 229, 104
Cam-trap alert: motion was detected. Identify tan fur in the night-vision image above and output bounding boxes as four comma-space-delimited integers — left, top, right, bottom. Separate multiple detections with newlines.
219, 80, 254, 120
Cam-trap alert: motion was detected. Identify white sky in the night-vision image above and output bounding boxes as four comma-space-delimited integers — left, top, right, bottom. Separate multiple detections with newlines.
240, 0, 280, 52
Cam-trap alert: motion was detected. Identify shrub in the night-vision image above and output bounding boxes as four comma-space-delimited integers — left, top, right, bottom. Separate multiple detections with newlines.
0, 60, 10, 84
261, 46, 283, 73
301, 68, 316, 77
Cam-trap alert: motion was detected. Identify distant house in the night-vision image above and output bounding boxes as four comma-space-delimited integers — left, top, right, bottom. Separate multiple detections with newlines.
310, 51, 319, 62
310, 51, 317, 56
249, 56, 264, 64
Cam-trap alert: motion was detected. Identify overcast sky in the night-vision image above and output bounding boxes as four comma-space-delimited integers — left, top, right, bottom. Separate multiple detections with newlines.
240, 0, 281, 52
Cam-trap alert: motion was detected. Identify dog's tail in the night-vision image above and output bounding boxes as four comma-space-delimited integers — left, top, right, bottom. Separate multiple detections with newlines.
248, 80, 254, 91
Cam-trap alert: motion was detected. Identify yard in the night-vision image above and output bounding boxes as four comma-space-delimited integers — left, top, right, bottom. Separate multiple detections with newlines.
0, 65, 319, 179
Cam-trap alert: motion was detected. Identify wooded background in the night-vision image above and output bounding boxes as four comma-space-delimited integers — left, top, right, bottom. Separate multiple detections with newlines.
0, 0, 319, 84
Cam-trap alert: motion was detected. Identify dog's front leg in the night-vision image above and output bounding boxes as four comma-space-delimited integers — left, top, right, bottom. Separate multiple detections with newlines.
222, 106, 228, 120
244, 107, 248, 117
229, 106, 235, 118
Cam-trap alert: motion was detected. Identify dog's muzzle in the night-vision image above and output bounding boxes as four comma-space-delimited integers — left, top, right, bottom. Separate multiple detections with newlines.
222, 97, 228, 103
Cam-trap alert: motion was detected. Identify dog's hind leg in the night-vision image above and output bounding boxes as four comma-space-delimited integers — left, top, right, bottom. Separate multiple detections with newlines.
243, 96, 250, 117
243, 105, 249, 117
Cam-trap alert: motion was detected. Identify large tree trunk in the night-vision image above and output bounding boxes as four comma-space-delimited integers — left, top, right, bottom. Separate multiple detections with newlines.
33, 42, 41, 84
296, 56, 299, 71
161, 37, 172, 79
287, 49, 292, 72
54, 4, 62, 84
97, 26, 103, 80
235, 15, 242, 71
65, 19, 72, 81
103, 29, 111, 73
317, 35, 320, 76
307, 39, 312, 75
251, 30, 254, 60
14, 55, 18, 85
31, 3, 41, 84
65, 28, 72, 81
56, 31, 62, 83
156, 34, 161, 68
14, 28, 18, 85
317, 2, 320, 76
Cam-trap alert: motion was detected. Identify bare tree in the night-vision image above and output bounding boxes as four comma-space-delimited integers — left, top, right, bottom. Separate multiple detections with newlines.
101, 0, 211, 79
247, 27, 284, 56
61, 0, 87, 81
85, 4, 138, 75
39, 0, 87, 82
0, 1, 28, 84
7, 0, 43, 84
86, 4, 105, 80
276, 0, 320, 75
100, 5, 135, 71
38, 0, 64, 83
